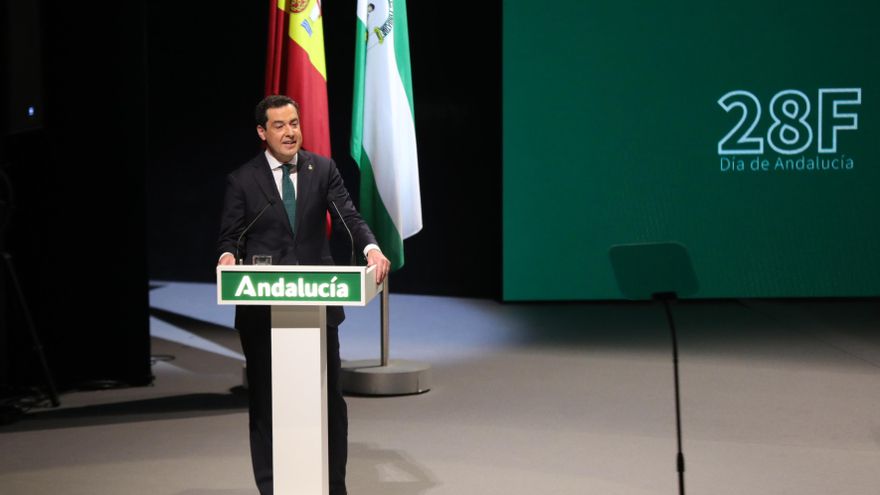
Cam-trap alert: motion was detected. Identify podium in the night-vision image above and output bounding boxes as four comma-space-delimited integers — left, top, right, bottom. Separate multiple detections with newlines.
217, 264, 384, 495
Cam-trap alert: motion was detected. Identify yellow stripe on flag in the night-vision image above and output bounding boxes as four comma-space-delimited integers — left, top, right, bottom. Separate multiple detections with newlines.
277, 0, 327, 80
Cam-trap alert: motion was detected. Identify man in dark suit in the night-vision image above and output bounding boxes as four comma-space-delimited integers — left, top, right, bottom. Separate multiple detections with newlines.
217, 95, 390, 495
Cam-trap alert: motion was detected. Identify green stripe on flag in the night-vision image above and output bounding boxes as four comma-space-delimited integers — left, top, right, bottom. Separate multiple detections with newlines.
391, 0, 415, 120
350, 17, 367, 162
357, 151, 404, 270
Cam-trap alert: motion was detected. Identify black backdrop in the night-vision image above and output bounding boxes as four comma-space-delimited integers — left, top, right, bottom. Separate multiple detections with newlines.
146, 1, 501, 298
1, 1, 500, 389
2, 1, 151, 388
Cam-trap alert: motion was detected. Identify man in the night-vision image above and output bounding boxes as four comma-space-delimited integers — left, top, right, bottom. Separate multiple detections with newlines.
218, 95, 390, 495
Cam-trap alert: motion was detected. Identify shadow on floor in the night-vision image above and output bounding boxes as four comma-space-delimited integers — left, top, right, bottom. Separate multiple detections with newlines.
174, 491, 253, 495
150, 307, 241, 349
1, 391, 248, 433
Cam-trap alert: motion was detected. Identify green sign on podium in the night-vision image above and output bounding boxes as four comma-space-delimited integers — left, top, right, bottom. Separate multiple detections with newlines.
217, 264, 381, 305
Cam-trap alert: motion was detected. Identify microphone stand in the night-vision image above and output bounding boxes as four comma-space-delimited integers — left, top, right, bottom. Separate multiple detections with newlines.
0, 168, 60, 407
609, 241, 696, 495
329, 200, 355, 266
654, 291, 685, 495
1, 253, 60, 407
235, 199, 274, 265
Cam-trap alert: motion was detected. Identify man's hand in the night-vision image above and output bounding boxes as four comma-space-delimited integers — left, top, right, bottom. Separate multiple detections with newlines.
218, 253, 236, 266
366, 248, 391, 284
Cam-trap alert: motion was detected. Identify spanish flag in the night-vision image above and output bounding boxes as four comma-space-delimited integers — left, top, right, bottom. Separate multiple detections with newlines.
265, 0, 330, 156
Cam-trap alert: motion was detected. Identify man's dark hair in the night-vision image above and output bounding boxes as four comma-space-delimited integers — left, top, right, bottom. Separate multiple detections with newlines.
255, 95, 300, 127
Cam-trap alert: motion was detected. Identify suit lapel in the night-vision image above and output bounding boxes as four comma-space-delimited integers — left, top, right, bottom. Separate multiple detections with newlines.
252, 154, 278, 201
295, 150, 315, 235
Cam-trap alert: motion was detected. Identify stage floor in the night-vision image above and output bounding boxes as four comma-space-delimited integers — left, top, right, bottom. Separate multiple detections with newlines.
1, 282, 879, 495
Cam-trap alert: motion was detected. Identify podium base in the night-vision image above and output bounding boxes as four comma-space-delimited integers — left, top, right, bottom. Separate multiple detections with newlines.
341, 359, 431, 396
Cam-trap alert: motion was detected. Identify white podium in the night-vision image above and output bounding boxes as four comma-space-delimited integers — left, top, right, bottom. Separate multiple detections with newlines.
217, 264, 384, 495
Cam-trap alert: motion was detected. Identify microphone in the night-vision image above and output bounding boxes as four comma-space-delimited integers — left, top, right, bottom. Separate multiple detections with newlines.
236, 199, 275, 265
329, 200, 356, 266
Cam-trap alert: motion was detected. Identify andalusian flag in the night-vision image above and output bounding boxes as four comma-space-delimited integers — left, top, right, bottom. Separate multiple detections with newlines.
351, 0, 422, 271
266, 0, 330, 156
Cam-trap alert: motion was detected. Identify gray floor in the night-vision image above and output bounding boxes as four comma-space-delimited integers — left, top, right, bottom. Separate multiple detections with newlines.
1, 283, 879, 495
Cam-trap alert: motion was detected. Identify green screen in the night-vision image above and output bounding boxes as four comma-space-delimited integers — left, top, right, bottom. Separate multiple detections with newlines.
503, 1, 880, 300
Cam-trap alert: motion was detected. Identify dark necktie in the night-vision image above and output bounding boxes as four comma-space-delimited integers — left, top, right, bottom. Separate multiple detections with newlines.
281, 163, 296, 233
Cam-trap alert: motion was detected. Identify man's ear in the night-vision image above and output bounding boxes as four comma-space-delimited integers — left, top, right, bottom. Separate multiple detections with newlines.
256, 125, 267, 141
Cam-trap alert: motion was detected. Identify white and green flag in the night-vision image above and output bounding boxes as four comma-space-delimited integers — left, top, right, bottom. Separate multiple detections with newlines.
351, 0, 421, 271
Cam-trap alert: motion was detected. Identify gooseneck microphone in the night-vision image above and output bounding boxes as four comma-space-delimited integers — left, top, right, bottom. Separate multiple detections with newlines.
329, 200, 356, 266
236, 199, 275, 264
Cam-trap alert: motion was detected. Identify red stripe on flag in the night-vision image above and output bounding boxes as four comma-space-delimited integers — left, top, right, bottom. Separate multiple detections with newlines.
265, 3, 286, 95
279, 41, 331, 156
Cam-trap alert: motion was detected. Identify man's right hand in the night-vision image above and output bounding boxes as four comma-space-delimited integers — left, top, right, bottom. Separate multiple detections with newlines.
218, 253, 236, 266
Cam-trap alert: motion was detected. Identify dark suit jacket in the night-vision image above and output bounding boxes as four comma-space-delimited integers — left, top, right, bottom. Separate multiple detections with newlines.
218, 150, 378, 327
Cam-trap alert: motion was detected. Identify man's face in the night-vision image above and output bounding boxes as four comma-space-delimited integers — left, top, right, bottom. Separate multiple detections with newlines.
257, 104, 302, 163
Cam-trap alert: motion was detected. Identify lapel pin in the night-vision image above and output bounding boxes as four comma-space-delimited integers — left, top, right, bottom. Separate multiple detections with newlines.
308, 163, 313, 171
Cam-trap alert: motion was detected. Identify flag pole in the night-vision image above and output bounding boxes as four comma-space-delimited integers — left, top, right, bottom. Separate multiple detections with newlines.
340, 274, 431, 395
380, 275, 390, 367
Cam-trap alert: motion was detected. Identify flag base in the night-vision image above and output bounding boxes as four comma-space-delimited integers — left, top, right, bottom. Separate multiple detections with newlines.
340, 359, 431, 396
